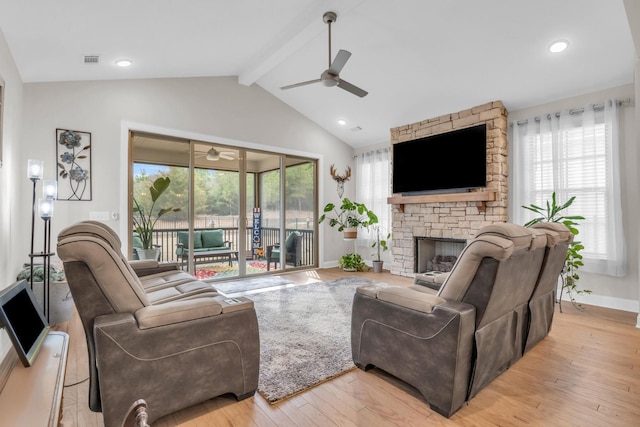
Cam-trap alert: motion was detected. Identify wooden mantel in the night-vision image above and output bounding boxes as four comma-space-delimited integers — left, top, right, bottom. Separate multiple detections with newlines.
387, 190, 496, 212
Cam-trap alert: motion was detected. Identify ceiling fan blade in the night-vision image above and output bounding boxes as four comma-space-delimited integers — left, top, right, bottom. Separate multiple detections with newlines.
281, 79, 322, 90
220, 154, 234, 160
329, 49, 351, 74
337, 79, 368, 97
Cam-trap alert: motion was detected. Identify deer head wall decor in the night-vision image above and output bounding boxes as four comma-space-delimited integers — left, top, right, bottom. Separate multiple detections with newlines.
330, 164, 351, 198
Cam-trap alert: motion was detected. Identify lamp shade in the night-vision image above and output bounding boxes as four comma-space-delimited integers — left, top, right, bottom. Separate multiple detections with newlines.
27, 159, 44, 181
43, 180, 58, 200
38, 198, 54, 219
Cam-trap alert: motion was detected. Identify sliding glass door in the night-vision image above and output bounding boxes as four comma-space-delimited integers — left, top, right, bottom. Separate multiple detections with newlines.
130, 131, 317, 281
191, 142, 241, 279
131, 133, 190, 265
246, 151, 281, 275
282, 156, 315, 272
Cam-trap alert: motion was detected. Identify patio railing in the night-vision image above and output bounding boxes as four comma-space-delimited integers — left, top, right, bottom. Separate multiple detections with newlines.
145, 227, 316, 268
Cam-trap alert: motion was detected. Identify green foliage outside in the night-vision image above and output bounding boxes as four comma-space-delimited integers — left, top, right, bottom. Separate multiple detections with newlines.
522, 192, 590, 310
133, 162, 315, 224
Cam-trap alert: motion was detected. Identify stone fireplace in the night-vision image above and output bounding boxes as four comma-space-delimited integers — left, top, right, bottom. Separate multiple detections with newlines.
388, 101, 509, 278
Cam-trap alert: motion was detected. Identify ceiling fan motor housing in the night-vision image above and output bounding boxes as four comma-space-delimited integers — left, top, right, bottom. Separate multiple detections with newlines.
323, 11, 337, 24
321, 70, 339, 87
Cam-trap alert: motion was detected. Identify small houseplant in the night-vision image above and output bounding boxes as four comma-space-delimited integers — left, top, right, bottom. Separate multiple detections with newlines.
318, 198, 378, 239
132, 177, 181, 259
370, 225, 390, 273
522, 192, 589, 311
339, 253, 366, 272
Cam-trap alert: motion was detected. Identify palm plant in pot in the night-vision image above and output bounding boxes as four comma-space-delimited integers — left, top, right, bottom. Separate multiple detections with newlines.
522, 192, 589, 311
132, 177, 181, 260
370, 225, 391, 273
318, 197, 378, 239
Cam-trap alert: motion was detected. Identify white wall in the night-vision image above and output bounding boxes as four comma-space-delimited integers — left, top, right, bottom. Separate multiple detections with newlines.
17, 77, 356, 274
508, 84, 639, 314
0, 29, 24, 361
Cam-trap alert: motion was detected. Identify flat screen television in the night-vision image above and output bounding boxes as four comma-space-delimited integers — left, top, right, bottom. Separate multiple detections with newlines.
0, 279, 50, 367
392, 123, 487, 195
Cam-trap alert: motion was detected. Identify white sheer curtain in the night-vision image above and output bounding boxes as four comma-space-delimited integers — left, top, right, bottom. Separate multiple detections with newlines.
511, 100, 625, 276
355, 147, 391, 249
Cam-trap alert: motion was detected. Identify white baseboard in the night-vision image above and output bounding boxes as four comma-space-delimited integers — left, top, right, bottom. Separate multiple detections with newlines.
561, 292, 639, 316
320, 261, 339, 269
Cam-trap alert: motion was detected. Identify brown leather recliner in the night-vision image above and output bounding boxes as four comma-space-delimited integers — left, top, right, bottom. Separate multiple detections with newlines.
524, 222, 573, 353
57, 221, 260, 427
351, 223, 550, 417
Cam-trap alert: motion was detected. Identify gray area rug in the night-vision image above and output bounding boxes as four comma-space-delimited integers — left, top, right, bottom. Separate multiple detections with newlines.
213, 275, 293, 295
250, 276, 381, 403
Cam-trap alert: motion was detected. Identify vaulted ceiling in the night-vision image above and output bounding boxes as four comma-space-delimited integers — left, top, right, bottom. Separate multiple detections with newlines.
0, 0, 636, 147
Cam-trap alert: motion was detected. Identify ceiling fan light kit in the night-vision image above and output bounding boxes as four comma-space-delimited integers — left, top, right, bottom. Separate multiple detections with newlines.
281, 11, 368, 98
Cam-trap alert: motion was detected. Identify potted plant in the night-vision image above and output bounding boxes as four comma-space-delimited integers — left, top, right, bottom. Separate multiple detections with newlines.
370, 225, 391, 273
132, 177, 181, 260
318, 197, 378, 239
338, 253, 366, 272
522, 192, 589, 311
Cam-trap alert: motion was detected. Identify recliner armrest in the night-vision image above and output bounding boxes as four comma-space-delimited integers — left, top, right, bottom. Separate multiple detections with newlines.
93, 301, 260, 426
356, 283, 446, 314
134, 295, 255, 329
135, 297, 223, 329
375, 287, 446, 313
129, 260, 180, 277
129, 259, 160, 270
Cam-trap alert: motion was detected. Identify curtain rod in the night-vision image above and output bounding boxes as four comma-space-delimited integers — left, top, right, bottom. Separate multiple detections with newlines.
512, 97, 632, 126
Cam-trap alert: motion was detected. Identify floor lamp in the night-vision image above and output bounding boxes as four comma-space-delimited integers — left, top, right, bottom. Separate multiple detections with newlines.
38, 196, 55, 323
27, 159, 57, 323
27, 159, 44, 292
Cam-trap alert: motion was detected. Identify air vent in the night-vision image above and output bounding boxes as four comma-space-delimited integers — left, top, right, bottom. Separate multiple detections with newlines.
83, 55, 100, 64
350, 125, 363, 132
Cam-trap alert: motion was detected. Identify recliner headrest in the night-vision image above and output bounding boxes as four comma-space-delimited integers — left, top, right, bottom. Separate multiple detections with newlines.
474, 223, 534, 251
437, 234, 514, 301
528, 228, 548, 251
531, 222, 573, 244
58, 221, 121, 251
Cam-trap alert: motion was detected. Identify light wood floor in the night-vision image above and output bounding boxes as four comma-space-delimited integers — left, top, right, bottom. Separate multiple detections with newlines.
57, 268, 640, 427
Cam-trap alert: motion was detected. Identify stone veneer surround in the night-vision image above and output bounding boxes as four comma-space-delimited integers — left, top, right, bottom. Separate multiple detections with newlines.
389, 101, 509, 277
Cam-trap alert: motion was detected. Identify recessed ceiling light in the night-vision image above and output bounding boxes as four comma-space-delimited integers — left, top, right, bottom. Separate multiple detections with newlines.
337, 119, 347, 126
549, 40, 569, 53
115, 59, 133, 67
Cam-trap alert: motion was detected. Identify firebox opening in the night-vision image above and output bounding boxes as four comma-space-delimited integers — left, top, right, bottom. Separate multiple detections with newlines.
414, 237, 466, 289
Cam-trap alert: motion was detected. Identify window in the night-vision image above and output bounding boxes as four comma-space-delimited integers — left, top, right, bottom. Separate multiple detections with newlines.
512, 101, 625, 276
355, 148, 391, 246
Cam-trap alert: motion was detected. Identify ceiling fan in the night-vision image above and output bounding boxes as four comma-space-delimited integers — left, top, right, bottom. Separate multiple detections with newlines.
281, 11, 368, 98
196, 147, 235, 161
